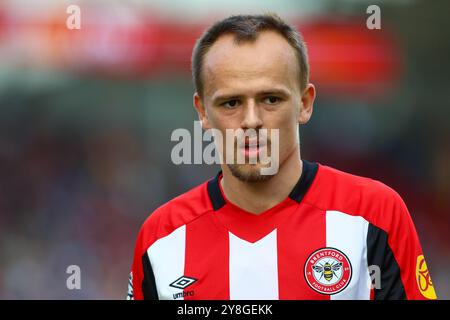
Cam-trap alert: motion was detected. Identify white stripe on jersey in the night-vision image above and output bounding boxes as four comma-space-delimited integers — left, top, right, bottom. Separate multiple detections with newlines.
229, 229, 279, 300
147, 225, 186, 300
326, 210, 371, 300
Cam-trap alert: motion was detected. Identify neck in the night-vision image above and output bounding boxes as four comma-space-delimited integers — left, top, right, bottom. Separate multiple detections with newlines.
220, 147, 303, 214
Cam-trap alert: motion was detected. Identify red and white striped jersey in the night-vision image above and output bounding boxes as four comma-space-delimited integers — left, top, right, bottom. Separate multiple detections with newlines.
127, 160, 437, 300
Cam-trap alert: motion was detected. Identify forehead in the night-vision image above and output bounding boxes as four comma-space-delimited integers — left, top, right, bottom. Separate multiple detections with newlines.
202, 30, 300, 97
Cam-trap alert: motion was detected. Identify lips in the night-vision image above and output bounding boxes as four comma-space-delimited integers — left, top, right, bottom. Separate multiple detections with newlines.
245, 141, 259, 149
240, 137, 267, 149
238, 137, 268, 159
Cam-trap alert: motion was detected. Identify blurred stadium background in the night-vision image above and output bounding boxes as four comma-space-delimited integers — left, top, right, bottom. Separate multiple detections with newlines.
0, 0, 449, 299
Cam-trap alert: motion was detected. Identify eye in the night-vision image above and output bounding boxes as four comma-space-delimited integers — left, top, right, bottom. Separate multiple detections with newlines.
263, 96, 281, 105
222, 99, 240, 109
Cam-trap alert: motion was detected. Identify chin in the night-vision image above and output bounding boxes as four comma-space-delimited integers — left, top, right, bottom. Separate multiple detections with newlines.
227, 163, 275, 183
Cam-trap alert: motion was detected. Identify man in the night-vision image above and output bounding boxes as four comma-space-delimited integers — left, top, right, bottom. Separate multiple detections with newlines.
127, 14, 437, 300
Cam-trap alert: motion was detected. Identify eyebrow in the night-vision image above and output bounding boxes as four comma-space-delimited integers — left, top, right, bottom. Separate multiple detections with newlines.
211, 88, 291, 103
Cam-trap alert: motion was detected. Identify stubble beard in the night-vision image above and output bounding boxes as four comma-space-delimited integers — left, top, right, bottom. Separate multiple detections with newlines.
227, 163, 275, 183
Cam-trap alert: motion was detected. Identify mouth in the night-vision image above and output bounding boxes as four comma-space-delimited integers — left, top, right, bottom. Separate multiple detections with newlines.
240, 137, 267, 158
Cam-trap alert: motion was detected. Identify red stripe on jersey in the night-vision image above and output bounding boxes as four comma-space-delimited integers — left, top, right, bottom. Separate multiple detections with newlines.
277, 200, 329, 300
184, 212, 230, 300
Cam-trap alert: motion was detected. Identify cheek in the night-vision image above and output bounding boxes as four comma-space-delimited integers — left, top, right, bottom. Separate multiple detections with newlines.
205, 112, 233, 148
273, 110, 299, 152
206, 107, 235, 129
279, 124, 298, 150
271, 107, 298, 134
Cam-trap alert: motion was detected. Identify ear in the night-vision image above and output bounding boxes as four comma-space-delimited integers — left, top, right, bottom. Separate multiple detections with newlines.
298, 83, 316, 125
193, 92, 212, 129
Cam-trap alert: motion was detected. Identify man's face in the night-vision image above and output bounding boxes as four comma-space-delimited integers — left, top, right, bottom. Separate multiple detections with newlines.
194, 30, 314, 182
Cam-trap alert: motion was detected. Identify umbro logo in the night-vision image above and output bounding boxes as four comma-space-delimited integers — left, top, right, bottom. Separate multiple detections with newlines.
169, 276, 197, 289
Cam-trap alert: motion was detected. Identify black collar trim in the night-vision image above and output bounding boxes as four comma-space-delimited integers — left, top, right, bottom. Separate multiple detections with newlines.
207, 160, 319, 211
207, 172, 226, 211
288, 160, 319, 203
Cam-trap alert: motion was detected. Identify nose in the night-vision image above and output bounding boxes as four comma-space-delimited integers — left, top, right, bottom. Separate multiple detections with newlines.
240, 99, 263, 130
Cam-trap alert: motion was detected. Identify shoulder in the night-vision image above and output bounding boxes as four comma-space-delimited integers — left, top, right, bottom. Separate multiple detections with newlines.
313, 163, 402, 200
307, 163, 410, 231
136, 179, 214, 252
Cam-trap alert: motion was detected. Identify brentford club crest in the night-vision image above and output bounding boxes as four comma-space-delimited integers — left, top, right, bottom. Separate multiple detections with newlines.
304, 247, 352, 295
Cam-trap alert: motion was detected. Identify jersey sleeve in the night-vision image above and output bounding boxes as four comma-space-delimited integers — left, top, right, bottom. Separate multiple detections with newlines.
367, 189, 437, 300
127, 213, 161, 300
